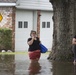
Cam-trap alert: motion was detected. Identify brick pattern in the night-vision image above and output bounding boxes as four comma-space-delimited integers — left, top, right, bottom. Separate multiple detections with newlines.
37, 10, 41, 38
0, 7, 13, 29
0, 0, 16, 3
12, 7, 15, 51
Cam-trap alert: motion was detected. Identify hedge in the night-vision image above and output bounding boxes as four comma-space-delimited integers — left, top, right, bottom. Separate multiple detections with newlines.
0, 28, 12, 51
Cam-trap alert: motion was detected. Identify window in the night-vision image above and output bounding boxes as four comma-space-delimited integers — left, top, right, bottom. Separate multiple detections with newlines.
42, 22, 50, 28
24, 21, 28, 28
47, 22, 50, 28
42, 22, 46, 28
18, 21, 28, 28
18, 21, 22, 28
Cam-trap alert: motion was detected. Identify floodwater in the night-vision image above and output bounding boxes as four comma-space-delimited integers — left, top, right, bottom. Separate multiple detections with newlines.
0, 53, 76, 75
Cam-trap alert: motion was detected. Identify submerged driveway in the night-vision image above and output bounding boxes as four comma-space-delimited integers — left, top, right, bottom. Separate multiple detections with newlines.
0, 52, 75, 75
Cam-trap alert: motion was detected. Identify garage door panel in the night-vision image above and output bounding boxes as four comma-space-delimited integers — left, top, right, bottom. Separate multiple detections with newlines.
15, 41, 29, 49
15, 10, 33, 51
40, 11, 53, 50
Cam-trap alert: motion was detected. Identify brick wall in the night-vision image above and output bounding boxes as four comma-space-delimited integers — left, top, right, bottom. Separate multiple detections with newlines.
0, 0, 16, 3
12, 7, 15, 51
0, 7, 15, 29
37, 10, 41, 38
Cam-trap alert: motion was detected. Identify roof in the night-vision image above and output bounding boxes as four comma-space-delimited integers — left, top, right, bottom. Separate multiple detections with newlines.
0, 0, 53, 11
16, 0, 53, 11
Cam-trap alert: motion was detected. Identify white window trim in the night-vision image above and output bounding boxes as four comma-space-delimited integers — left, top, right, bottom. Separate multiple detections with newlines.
0, 3, 16, 6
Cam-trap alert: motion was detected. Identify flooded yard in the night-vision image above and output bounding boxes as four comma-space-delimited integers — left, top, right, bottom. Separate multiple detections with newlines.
0, 52, 76, 75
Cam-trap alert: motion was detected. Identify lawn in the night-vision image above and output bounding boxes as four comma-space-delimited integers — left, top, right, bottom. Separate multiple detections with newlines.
0, 51, 50, 55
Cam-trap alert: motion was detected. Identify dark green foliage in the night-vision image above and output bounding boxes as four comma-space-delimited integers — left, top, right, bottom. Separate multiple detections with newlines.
0, 28, 12, 51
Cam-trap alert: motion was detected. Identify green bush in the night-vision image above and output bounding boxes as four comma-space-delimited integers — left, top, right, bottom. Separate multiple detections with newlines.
0, 28, 12, 51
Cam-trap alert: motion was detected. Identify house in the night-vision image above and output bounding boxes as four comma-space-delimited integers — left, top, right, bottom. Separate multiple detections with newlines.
0, 0, 53, 52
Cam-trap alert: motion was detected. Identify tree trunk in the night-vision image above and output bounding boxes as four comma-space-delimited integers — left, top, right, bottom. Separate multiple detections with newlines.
49, 0, 76, 61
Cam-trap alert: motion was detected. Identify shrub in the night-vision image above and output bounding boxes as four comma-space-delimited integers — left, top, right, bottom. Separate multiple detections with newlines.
0, 28, 12, 51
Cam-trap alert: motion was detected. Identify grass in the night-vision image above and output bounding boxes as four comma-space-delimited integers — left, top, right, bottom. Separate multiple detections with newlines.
0, 51, 50, 55
0, 52, 28, 55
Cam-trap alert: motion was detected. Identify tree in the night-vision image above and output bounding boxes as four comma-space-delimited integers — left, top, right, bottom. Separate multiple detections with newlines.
48, 0, 76, 61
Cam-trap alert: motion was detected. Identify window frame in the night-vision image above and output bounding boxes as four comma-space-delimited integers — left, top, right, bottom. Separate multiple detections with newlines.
42, 22, 46, 28
47, 22, 50, 28
18, 21, 23, 28
24, 21, 28, 28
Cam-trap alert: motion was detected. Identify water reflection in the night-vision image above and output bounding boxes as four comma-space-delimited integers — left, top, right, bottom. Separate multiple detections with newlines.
28, 61, 41, 75
0, 54, 15, 75
52, 61, 76, 75
0, 54, 76, 75
73, 65, 76, 75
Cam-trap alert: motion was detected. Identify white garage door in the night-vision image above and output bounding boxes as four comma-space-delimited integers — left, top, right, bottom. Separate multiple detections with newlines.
40, 11, 53, 50
15, 10, 33, 51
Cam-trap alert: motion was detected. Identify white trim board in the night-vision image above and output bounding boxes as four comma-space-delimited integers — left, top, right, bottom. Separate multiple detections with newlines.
0, 3, 16, 6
